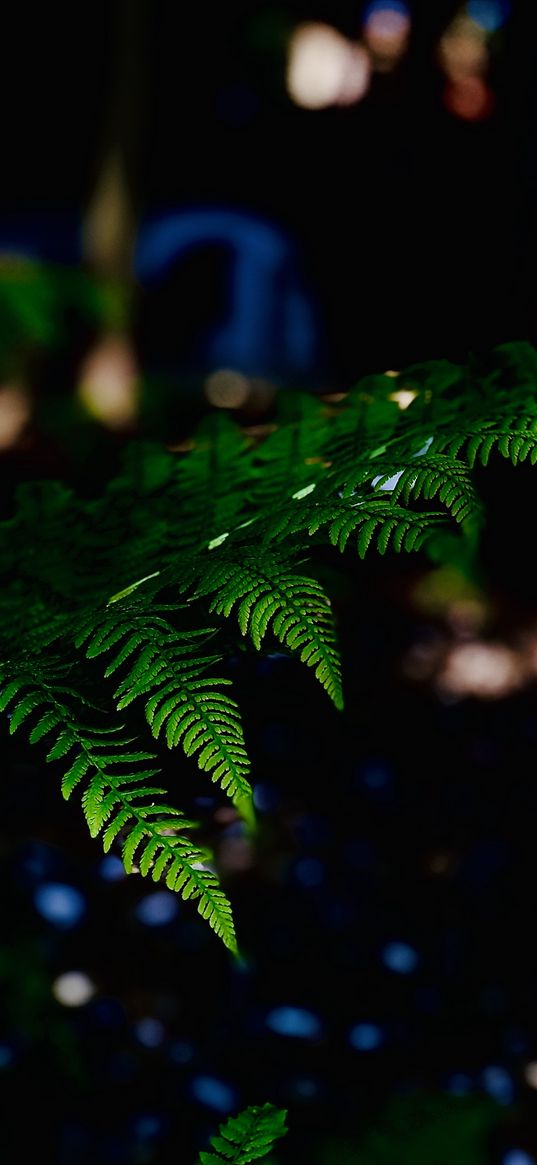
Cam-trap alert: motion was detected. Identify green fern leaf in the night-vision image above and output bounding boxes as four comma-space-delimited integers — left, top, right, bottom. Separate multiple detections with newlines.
189, 549, 344, 709
0, 663, 238, 952
198, 1103, 287, 1165
75, 604, 252, 808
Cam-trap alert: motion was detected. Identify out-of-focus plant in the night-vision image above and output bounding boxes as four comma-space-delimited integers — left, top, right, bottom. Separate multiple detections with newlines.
0, 257, 126, 380
319, 1093, 501, 1165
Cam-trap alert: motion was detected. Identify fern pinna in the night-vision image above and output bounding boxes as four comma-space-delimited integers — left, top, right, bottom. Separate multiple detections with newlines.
1, 340, 536, 950
197, 1103, 287, 1165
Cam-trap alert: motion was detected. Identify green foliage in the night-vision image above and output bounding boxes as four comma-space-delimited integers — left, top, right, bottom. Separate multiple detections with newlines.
2, 340, 537, 948
320, 1093, 500, 1165
0, 257, 126, 376
198, 1103, 287, 1165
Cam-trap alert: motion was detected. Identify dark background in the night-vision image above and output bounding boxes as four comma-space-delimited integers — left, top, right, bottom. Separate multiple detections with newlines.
2, 0, 537, 380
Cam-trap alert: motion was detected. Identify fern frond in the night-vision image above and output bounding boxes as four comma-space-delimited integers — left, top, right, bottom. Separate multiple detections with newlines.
261, 492, 448, 557
199, 1103, 288, 1165
431, 414, 537, 467
74, 603, 252, 808
0, 663, 237, 952
188, 549, 344, 709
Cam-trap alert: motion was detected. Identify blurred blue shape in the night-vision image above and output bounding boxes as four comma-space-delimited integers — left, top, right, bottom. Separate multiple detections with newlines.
503, 1152, 535, 1165
364, 0, 410, 16
253, 783, 280, 812
481, 1065, 514, 1105
134, 1115, 163, 1140
349, 1023, 383, 1051
467, 0, 510, 32
135, 209, 318, 377
0, 1044, 13, 1069
446, 1073, 473, 1096
382, 941, 419, 974
191, 1075, 237, 1113
34, 882, 85, 928
18, 841, 56, 881
98, 855, 125, 882
135, 1018, 165, 1048
266, 1006, 322, 1039
294, 857, 324, 888
135, 890, 179, 926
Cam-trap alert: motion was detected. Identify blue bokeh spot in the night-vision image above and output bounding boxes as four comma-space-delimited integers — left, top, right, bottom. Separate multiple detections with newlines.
467, 0, 510, 32
135, 1018, 165, 1048
349, 1023, 383, 1051
34, 883, 86, 928
382, 941, 419, 974
266, 1006, 322, 1039
98, 855, 125, 882
135, 891, 179, 926
191, 1076, 237, 1113
481, 1065, 514, 1105
503, 1152, 536, 1165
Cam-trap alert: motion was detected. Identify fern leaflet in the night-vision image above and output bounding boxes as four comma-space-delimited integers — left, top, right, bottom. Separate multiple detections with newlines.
187, 549, 344, 710
74, 602, 253, 812
0, 661, 237, 952
198, 1103, 287, 1165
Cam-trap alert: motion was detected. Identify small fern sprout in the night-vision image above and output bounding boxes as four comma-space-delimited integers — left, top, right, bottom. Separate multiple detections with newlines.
198, 1102, 288, 1165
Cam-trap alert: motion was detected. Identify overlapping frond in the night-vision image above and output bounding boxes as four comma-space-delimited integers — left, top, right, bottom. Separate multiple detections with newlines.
0, 662, 237, 952
74, 602, 252, 809
188, 548, 344, 710
198, 1103, 288, 1165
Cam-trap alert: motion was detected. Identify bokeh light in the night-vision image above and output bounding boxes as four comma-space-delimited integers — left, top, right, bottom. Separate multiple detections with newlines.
77, 334, 139, 428
438, 15, 488, 80
523, 1061, 537, 1089
191, 1076, 237, 1113
503, 1152, 536, 1165
266, 1006, 322, 1039
349, 1022, 384, 1050
287, 23, 371, 110
34, 883, 86, 929
204, 368, 250, 409
52, 971, 96, 1007
444, 76, 495, 121
437, 641, 522, 699
388, 387, 418, 409
0, 384, 31, 450
134, 890, 179, 926
363, 2, 411, 70
382, 941, 419, 973
134, 1018, 166, 1048
481, 1064, 514, 1104
467, 0, 510, 33
98, 854, 125, 882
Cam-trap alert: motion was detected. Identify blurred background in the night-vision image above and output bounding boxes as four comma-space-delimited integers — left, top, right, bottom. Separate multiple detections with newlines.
3, 1, 537, 1162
